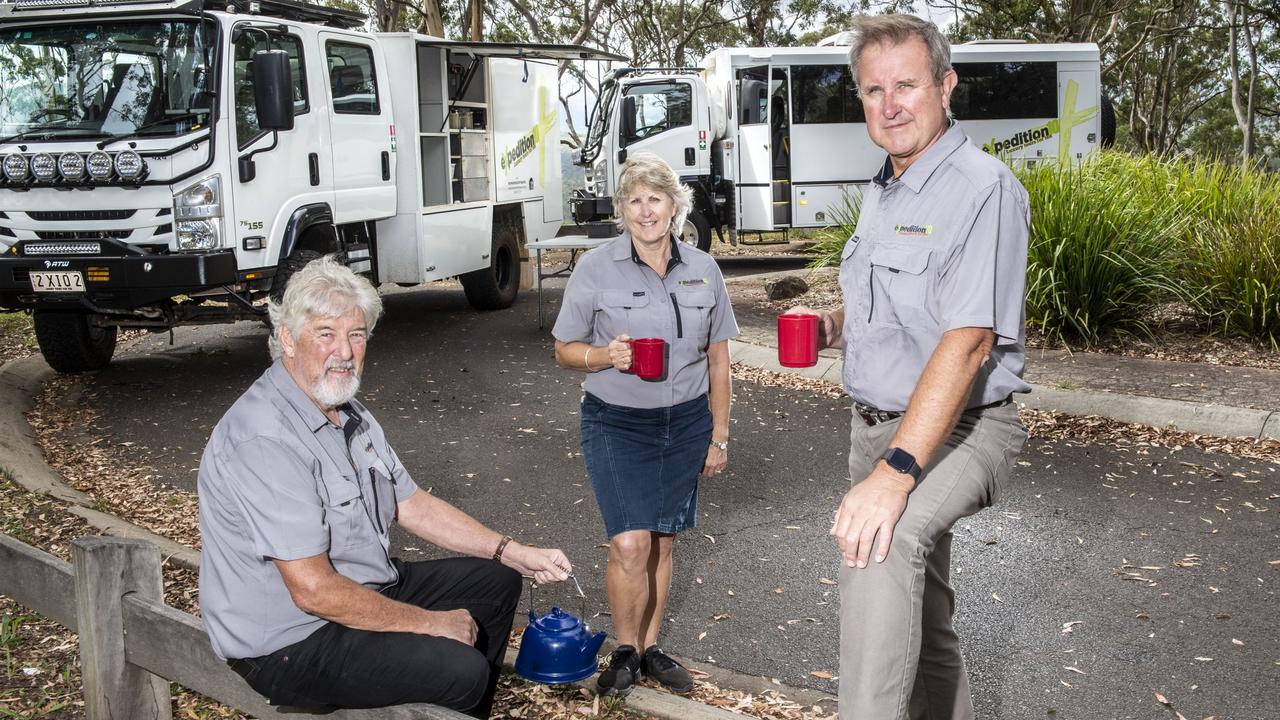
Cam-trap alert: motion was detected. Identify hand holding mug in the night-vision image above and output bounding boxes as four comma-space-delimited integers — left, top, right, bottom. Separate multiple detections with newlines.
786, 306, 840, 349
607, 334, 633, 371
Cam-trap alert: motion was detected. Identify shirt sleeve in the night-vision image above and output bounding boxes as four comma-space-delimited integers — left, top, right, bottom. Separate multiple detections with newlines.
216, 436, 330, 561
706, 262, 740, 344
937, 178, 1029, 345
385, 443, 420, 503
551, 259, 598, 344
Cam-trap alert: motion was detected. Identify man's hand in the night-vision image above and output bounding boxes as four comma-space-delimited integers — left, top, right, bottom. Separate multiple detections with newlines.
785, 305, 842, 349
422, 608, 478, 646
830, 465, 914, 568
503, 543, 573, 585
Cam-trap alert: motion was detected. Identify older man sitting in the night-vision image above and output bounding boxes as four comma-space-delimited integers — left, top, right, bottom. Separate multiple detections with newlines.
198, 256, 572, 716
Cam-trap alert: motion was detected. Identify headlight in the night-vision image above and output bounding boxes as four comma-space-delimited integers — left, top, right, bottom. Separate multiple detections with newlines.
174, 175, 224, 250
86, 151, 114, 180
30, 153, 57, 182
57, 152, 86, 181
114, 150, 146, 182
176, 218, 224, 251
3, 153, 30, 182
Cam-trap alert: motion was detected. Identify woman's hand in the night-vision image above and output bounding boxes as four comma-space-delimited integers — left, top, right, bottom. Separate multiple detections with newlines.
607, 334, 633, 371
702, 444, 727, 477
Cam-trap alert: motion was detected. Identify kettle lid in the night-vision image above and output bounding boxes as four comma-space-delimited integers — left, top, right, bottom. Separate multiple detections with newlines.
531, 606, 581, 632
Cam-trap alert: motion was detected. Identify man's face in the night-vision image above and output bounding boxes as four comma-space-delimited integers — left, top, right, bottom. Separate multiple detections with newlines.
856, 37, 957, 173
280, 308, 368, 411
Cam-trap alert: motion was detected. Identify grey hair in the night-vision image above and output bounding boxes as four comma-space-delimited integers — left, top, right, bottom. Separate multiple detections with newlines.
612, 151, 693, 238
847, 14, 952, 88
267, 254, 384, 359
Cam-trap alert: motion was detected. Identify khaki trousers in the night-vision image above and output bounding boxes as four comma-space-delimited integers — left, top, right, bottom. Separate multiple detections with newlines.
838, 401, 1026, 719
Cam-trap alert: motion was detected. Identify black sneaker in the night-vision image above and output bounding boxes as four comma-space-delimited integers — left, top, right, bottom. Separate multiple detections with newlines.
641, 645, 694, 694
596, 645, 641, 696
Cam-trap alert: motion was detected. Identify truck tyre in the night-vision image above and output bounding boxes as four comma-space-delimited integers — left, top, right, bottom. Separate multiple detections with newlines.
33, 311, 117, 373
460, 231, 520, 310
1100, 95, 1116, 148
270, 249, 324, 301
677, 208, 713, 253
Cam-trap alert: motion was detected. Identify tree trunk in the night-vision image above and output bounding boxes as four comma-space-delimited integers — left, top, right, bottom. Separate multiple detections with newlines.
419, 0, 445, 38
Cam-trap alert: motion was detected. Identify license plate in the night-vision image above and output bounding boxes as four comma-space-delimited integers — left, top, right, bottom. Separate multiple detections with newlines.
30, 270, 85, 293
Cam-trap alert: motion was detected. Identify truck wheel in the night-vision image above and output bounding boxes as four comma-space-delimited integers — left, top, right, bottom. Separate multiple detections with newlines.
460, 231, 520, 310
1100, 95, 1116, 148
270, 249, 324, 301
33, 311, 117, 373
677, 208, 712, 253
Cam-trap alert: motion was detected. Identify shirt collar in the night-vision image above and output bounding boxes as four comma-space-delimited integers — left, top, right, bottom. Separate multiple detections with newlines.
872, 121, 967, 192
614, 229, 682, 272
267, 359, 358, 434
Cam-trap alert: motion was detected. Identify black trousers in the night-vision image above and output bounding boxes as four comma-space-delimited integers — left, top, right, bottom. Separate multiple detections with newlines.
229, 558, 522, 718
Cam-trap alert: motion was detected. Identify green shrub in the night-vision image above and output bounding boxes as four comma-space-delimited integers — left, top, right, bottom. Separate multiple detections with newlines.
806, 189, 862, 269
1018, 152, 1190, 344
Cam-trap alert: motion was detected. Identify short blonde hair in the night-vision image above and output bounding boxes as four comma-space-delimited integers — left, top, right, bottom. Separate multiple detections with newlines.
267, 254, 383, 359
612, 152, 693, 237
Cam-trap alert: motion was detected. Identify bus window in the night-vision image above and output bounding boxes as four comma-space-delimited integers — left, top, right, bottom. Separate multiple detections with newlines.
950, 61, 1056, 120
791, 65, 866, 124
622, 81, 691, 144
737, 66, 768, 125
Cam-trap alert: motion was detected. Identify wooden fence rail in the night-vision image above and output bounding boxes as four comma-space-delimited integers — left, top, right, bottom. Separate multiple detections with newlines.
0, 532, 468, 720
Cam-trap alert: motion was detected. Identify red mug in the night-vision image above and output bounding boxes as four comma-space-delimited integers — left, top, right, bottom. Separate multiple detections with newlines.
777, 313, 819, 368
623, 337, 667, 380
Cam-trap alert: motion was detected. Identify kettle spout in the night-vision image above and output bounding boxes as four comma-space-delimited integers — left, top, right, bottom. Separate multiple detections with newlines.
581, 631, 607, 658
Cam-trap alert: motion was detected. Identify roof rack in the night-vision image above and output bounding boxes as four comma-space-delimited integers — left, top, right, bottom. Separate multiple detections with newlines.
202, 0, 365, 28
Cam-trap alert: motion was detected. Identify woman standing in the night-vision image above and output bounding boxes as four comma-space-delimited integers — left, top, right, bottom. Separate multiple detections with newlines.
552, 153, 738, 696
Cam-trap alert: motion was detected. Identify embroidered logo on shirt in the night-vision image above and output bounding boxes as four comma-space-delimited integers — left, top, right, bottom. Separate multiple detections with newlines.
678, 277, 708, 286
895, 224, 933, 236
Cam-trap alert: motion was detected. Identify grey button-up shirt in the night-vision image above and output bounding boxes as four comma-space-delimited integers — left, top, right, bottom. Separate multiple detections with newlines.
198, 360, 419, 660
553, 233, 739, 409
840, 122, 1031, 411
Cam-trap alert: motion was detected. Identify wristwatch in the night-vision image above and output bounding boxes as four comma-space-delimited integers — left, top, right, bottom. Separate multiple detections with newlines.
709, 439, 729, 451
880, 447, 921, 481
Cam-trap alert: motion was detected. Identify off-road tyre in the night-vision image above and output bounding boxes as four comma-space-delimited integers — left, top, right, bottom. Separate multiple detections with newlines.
270, 249, 325, 302
460, 230, 520, 310
677, 208, 713, 253
1100, 95, 1116, 148
33, 311, 117, 373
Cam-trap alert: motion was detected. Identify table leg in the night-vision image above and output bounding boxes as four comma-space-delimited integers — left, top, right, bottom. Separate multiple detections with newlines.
536, 249, 545, 329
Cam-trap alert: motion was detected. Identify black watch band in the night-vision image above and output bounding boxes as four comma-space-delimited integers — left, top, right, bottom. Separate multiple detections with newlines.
880, 447, 922, 482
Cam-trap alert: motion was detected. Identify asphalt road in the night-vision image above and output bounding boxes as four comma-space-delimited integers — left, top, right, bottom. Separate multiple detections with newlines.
76, 265, 1278, 719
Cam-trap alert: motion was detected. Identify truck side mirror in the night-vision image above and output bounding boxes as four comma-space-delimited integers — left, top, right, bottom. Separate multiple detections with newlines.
253, 49, 294, 131
621, 95, 637, 146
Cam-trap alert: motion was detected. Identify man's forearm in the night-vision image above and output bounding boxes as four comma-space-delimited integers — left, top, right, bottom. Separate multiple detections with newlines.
398, 488, 505, 559
890, 327, 994, 471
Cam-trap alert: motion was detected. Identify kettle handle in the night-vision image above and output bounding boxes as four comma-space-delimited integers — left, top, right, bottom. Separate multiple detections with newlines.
525, 574, 588, 620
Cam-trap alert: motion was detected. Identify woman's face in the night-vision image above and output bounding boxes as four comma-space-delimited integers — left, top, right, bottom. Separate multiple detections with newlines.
622, 183, 675, 246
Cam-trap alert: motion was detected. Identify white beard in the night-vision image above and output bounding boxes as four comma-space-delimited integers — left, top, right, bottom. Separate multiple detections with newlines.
313, 364, 360, 408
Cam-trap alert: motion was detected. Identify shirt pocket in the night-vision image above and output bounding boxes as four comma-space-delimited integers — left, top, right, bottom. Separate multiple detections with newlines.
674, 289, 716, 343
319, 474, 377, 550
595, 290, 652, 340
868, 243, 934, 328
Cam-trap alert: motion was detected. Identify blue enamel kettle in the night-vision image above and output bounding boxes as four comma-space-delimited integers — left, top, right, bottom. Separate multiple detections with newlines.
514, 579, 607, 685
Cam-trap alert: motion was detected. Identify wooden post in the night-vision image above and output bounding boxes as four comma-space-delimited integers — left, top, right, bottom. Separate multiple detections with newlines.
73, 536, 173, 720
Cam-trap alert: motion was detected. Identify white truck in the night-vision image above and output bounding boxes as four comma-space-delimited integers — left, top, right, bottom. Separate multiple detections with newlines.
0, 0, 621, 372
572, 41, 1113, 251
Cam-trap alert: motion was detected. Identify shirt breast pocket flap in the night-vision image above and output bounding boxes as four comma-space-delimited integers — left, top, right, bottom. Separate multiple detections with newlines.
841, 235, 860, 261
597, 290, 650, 311
676, 289, 716, 338
319, 474, 364, 545
869, 244, 933, 327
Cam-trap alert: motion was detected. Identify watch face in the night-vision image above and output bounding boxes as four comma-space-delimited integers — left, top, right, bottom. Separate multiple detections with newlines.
883, 447, 916, 473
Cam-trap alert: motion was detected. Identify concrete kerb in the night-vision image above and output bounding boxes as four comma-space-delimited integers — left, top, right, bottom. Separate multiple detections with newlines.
0, 354, 829, 720
729, 339, 1280, 442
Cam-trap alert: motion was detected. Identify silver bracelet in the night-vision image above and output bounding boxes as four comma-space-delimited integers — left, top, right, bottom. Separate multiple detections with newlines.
583, 346, 594, 372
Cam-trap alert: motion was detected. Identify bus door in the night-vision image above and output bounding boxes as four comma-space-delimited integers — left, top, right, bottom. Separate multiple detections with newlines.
734, 65, 773, 232
1056, 69, 1100, 164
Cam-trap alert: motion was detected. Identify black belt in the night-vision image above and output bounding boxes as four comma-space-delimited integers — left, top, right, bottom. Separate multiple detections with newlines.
854, 395, 1013, 427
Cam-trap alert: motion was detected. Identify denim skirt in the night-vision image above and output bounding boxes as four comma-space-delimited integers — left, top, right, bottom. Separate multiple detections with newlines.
580, 392, 712, 538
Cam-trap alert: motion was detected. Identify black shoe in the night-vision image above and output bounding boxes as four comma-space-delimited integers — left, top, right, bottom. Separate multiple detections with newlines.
641, 645, 694, 694
597, 645, 641, 696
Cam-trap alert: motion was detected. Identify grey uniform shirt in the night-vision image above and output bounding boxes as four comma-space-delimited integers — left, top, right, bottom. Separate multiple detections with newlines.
840, 122, 1031, 411
198, 360, 419, 660
553, 233, 739, 409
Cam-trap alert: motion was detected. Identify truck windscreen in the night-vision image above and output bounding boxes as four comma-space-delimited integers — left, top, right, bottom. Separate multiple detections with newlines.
0, 19, 217, 143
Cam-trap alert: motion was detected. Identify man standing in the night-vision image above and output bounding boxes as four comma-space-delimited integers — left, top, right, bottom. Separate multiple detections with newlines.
198, 256, 572, 716
794, 15, 1030, 719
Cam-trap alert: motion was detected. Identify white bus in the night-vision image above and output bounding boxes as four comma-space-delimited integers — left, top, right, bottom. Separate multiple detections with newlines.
572, 41, 1112, 249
